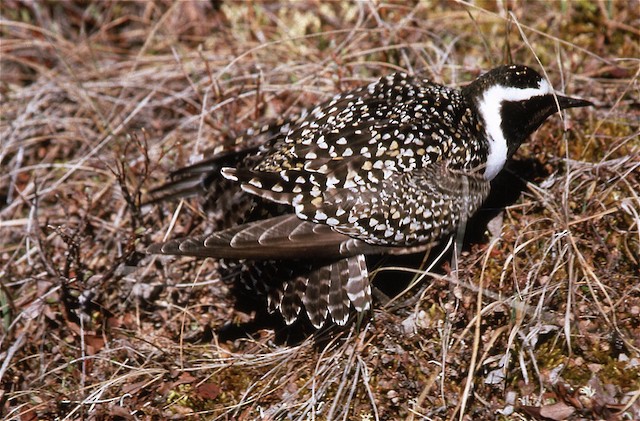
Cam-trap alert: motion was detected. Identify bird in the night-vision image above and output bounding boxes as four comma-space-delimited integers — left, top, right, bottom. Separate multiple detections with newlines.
147, 64, 592, 328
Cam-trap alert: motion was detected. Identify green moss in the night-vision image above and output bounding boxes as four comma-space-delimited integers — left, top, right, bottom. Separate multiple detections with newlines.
599, 360, 640, 392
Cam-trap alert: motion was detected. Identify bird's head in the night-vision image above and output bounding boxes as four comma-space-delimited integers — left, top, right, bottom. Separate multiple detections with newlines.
463, 64, 592, 179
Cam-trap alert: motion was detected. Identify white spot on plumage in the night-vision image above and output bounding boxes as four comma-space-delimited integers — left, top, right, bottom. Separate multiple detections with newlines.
248, 178, 262, 188
326, 175, 339, 188
220, 167, 238, 181
344, 179, 357, 189
315, 210, 328, 221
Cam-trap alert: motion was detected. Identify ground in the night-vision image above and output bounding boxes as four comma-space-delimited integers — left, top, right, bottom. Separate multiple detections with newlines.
1, 1, 639, 420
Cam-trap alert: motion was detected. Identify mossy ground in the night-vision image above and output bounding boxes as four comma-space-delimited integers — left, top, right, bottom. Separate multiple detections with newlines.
1, 1, 638, 419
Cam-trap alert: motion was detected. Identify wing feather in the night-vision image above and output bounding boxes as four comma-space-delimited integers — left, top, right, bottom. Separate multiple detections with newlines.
148, 214, 388, 260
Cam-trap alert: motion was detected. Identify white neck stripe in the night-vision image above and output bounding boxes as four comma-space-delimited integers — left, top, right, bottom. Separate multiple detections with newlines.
478, 79, 552, 180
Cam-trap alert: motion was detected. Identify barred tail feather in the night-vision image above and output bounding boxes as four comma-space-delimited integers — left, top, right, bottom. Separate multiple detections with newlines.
279, 276, 306, 324
346, 254, 371, 313
302, 265, 331, 328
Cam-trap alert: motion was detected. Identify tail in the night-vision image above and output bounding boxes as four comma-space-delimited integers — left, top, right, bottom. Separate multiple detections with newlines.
220, 255, 371, 328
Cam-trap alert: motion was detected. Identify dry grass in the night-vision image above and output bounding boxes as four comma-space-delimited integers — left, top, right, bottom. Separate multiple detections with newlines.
1, 1, 639, 419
